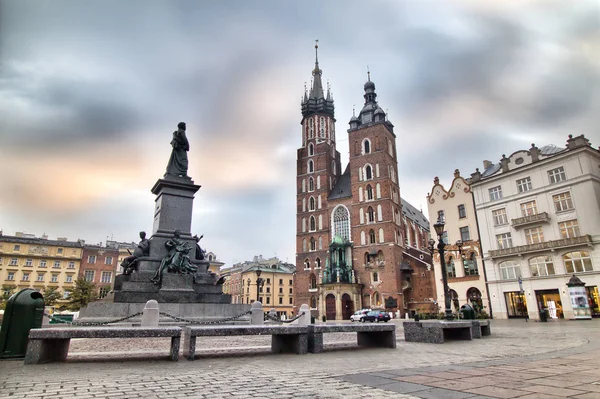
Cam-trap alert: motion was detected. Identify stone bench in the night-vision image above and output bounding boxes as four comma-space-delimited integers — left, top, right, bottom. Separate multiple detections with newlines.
25, 326, 182, 364
403, 321, 474, 344
183, 325, 308, 360
471, 320, 491, 339
307, 323, 396, 353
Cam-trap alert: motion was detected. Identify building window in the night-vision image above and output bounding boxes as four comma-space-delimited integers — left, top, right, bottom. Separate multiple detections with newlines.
66, 275, 73, 283
320, 116, 325, 137
51, 274, 58, 283
366, 184, 373, 200
367, 207, 375, 223
492, 208, 508, 226
548, 167, 566, 184
57, 248, 63, 255
88, 255, 96, 264
289, 298, 293, 304
364, 139, 371, 154
444, 256, 457, 279
315, 258, 321, 268
36, 274, 45, 282
459, 226, 470, 242
68, 261, 75, 269
101, 271, 112, 283
463, 253, 479, 276
489, 186, 502, 201
22, 273, 30, 282
499, 260, 521, 280
308, 160, 314, 173
516, 177, 532, 193
563, 251, 593, 273
308, 177, 314, 192
308, 143, 314, 156
553, 192, 573, 212
289, 279, 293, 285
333, 206, 350, 240
365, 165, 373, 180
369, 229, 376, 244
309, 197, 315, 211
279, 279, 283, 285
10, 258, 18, 266
458, 204, 466, 219
496, 233, 513, 249
279, 297, 283, 305
524, 226, 544, 244
105, 256, 113, 265
310, 238, 316, 251
13, 244, 21, 251
99, 287, 110, 299
309, 216, 316, 231
6, 272, 15, 281
437, 210, 445, 222
309, 274, 317, 289
25, 258, 33, 267
529, 256, 555, 277
53, 261, 61, 268
289, 288, 293, 294
40, 259, 47, 268
84, 270, 95, 282
520, 201, 538, 216
559, 220, 580, 239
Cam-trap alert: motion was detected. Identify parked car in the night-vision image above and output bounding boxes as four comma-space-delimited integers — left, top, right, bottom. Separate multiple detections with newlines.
350, 309, 371, 322
362, 310, 391, 322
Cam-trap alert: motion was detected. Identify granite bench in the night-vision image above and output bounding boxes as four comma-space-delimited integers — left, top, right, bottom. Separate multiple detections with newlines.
183, 325, 308, 360
25, 326, 182, 364
403, 321, 474, 344
307, 323, 396, 353
471, 320, 491, 339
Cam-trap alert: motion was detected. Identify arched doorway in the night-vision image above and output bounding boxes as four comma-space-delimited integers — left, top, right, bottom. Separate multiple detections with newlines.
342, 293, 354, 320
325, 294, 336, 320
467, 287, 483, 313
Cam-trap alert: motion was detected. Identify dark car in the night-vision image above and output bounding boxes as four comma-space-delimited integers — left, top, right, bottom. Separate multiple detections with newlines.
362, 310, 391, 322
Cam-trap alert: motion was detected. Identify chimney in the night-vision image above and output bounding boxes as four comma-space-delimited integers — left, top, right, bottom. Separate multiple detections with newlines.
483, 160, 493, 170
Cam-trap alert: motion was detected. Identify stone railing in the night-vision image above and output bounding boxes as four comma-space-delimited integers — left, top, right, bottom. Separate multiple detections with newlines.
511, 212, 550, 228
489, 234, 592, 258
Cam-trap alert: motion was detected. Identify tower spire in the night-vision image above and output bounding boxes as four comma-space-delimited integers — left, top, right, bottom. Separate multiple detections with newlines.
310, 39, 324, 99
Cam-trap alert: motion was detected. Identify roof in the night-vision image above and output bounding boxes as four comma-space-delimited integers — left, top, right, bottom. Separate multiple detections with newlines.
401, 197, 430, 231
328, 165, 352, 200
0, 235, 83, 248
539, 144, 566, 156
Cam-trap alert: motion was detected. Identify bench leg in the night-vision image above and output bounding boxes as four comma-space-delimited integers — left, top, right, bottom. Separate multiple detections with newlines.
308, 331, 323, 353
24, 339, 70, 365
471, 321, 482, 339
170, 336, 180, 362
404, 323, 444, 343
183, 335, 196, 361
357, 331, 396, 348
272, 334, 307, 355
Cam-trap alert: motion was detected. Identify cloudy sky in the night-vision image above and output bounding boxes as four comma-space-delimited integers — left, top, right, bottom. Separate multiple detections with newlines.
1, 0, 598, 266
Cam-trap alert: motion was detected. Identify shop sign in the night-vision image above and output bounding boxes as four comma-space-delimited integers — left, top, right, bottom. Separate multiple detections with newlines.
568, 286, 592, 319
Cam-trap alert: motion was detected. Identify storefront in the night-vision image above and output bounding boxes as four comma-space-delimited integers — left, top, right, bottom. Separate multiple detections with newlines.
587, 286, 600, 317
535, 289, 563, 319
505, 291, 528, 318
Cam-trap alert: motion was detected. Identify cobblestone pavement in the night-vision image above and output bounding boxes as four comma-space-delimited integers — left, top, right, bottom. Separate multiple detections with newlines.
1, 319, 599, 398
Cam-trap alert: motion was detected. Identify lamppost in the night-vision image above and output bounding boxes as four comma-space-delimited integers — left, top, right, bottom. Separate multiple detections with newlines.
255, 269, 264, 303
428, 220, 463, 321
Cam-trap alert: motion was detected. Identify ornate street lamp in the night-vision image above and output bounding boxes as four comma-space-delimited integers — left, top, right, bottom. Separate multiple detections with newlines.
428, 220, 463, 321
255, 269, 264, 303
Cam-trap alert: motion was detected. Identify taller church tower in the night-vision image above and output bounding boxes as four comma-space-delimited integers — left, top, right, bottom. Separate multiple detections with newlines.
295, 43, 342, 311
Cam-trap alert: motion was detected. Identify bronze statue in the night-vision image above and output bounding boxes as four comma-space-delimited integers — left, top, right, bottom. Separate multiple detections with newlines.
120, 231, 150, 275
151, 230, 198, 285
194, 234, 205, 260
165, 122, 190, 178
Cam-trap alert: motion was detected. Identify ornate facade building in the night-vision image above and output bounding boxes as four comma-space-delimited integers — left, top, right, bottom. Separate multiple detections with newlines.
470, 135, 600, 319
427, 170, 490, 316
79, 245, 120, 299
294, 45, 435, 320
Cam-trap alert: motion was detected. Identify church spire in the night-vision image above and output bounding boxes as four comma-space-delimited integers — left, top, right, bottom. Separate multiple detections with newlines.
310, 40, 325, 99
301, 40, 334, 120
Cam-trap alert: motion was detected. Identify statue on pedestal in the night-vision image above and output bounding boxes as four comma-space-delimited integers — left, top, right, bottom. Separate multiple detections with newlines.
165, 122, 190, 178
120, 231, 150, 275
194, 234, 206, 260
151, 230, 198, 285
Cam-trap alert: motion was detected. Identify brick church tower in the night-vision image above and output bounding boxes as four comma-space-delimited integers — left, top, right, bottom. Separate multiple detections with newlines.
295, 46, 435, 320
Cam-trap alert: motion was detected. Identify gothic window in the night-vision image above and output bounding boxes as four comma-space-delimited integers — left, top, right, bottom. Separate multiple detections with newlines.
369, 229, 376, 244
310, 296, 317, 308
373, 272, 379, 282
301, 179, 306, 193
308, 160, 314, 173
303, 239, 307, 252
365, 165, 373, 180
310, 273, 317, 289
309, 177, 314, 192
318, 236, 322, 250
379, 228, 384, 243
302, 218, 306, 232
302, 198, 306, 212
359, 187, 364, 202
304, 259, 310, 269
363, 139, 371, 154
376, 183, 381, 198
309, 118, 314, 138
375, 164, 380, 177
309, 197, 315, 211
310, 238, 316, 251
317, 176, 321, 189
315, 258, 321, 268
366, 185, 373, 200
318, 195, 322, 209
367, 207, 375, 223
310, 216, 316, 231
377, 205, 382, 221
333, 205, 350, 240
308, 143, 314, 156
320, 117, 325, 137
360, 231, 366, 245
318, 214, 323, 229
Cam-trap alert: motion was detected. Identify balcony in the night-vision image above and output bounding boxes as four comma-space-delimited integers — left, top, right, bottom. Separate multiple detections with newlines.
511, 212, 550, 228
489, 234, 592, 258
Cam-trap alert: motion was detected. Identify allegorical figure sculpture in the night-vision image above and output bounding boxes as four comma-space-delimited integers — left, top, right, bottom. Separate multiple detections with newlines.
165, 121, 190, 178
194, 234, 205, 260
151, 230, 198, 285
120, 231, 150, 275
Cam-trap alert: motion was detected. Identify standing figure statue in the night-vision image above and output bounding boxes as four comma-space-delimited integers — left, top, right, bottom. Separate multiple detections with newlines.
151, 230, 198, 285
165, 122, 190, 178
120, 231, 150, 275
194, 234, 206, 260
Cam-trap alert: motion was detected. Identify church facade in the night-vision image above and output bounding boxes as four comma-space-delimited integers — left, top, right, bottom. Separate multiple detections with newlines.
294, 45, 436, 320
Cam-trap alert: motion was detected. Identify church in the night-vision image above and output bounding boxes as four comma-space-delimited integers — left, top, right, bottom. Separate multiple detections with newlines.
294, 44, 437, 320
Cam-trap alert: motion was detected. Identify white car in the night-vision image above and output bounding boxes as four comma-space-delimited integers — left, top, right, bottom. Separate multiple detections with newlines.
350, 309, 371, 322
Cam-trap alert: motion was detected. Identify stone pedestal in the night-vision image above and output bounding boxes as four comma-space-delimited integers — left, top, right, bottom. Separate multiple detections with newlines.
151, 176, 200, 238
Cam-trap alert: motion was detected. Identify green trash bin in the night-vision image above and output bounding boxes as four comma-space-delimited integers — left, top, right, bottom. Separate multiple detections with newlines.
460, 304, 476, 320
0, 289, 45, 359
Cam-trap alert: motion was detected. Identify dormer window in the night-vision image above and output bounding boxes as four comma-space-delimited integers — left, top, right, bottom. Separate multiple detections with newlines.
362, 113, 372, 123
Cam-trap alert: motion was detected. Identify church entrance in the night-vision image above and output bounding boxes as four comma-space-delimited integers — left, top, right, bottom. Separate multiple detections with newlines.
326, 294, 336, 320
341, 293, 354, 320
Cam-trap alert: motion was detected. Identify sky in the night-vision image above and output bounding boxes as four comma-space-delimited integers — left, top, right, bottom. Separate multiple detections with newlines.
1, 0, 599, 266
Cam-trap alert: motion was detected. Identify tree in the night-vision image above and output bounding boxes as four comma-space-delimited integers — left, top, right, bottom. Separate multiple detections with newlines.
0, 284, 18, 310
43, 286, 62, 307
68, 279, 97, 310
